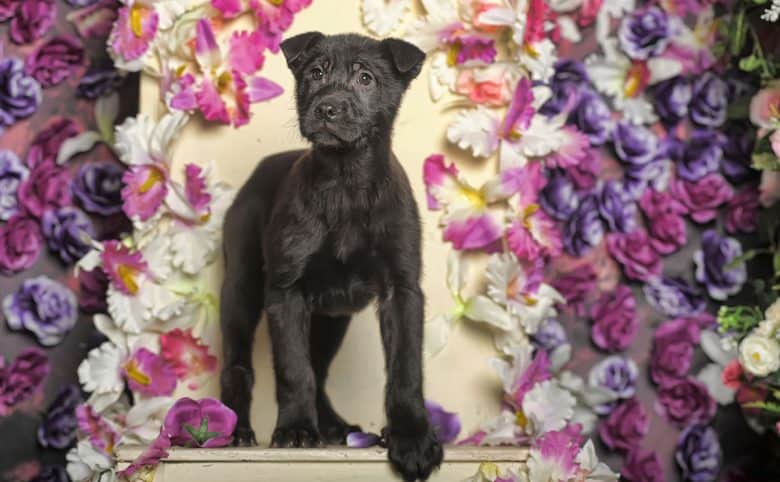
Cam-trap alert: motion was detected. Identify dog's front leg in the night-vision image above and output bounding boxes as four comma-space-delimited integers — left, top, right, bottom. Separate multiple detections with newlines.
380, 285, 443, 481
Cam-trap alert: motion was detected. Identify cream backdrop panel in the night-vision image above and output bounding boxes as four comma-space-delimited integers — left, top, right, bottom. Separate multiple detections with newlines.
140, 0, 503, 442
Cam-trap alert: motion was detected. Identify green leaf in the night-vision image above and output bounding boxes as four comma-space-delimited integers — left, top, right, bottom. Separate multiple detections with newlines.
774, 250, 780, 274
727, 95, 752, 120
752, 152, 780, 171
726, 248, 770, 269
743, 400, 780, 414
740, 54, 765, 72
730, 8, 748, 56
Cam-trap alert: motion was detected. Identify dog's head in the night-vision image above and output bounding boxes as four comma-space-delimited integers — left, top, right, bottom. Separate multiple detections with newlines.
281, 32, 425, 150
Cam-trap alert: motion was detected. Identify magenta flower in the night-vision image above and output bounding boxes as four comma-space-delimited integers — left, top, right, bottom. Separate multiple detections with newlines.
0, 0, 19, 21
0, 347, 49, 416
590, 285, 638, 352
534, 425, 583, 476
25, 117, 81, 168
622, 449, 664, 481
606, 229, 662, 282
10, 0, 56, 45
25, 36, 85, 88
552, 264, 597, 317
509, 349, 552, 407
672, 174, 733, 224
17, 161, 72, 219
425, 400, 461, 444
726, 187, 760, 234
639, 189, 688, 255
159, 329, 218, 389
76, 403, 119, 455
121, 164, 168, 221
100, 240, 147, 295
109, 5, 159, 63
598, 398, 648, 452
0, 216, 43, 274
123, 347, 178, 397
447, 33, 496, 66
650, 318, 701, 386
184, 164, 212, 219
77, 268, 108, 314
657, 377, 716, 426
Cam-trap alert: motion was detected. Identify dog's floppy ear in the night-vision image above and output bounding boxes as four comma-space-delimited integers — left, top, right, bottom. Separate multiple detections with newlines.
382, 38, 426, 82
281, 31, 325, 69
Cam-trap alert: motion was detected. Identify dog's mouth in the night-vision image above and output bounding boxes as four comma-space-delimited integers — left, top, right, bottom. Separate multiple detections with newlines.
302, 120, 363, 148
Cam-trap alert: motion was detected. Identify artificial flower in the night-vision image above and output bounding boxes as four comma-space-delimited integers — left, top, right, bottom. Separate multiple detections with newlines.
9, 0, 56, 45
526, 425, 583, 481
677, 130, 723, 182
72, 161, 125, 216
17, 162, 72, 219
346, 431, 381, 448
567, 88, 614, 146
639, 188, 687, 255
672, 173, 733, 224
78, 269, 109, 314
597, 180, 638, 233
551, 264, 597, 317
65, 439, 114, 482
617, 6, 674, 60
749, 84, 780, 131
124, 347, 178, 397
361, 0, 409, 36
650, 317, 701, 387
539, 169, 579, 221
726, 188, 760, 235
531, 319, 571, 370
675, 424, 721, 482
721, 123, 757, 184
540, 59, 590, 117
454, 63, 517, 106
689, 72, 727, 128
41, 207, 95, 264
425, 399, 461, 444
693, 230, 747, 301
589, 284, 638, 352
522, 379, 576, 435
159, 328, 218, 389
587, 356, 638, 415
563, 194, 604, 256
598, 398, 648, 451
38, 385, 82, 449
0, 215, 43, 274
0, 58, 42, 131
25, 36, 85, 88
77, 65, 124, 99
0, 347, 49, 416
611, 121, 657, 167
643, 276, 706, 318
108, 2, 160, 72
67, 0, 119, 40
649, 76, 691, 126
26, 118, 81, 168
738, 333, 780, 377
3, 276, 78, 346
621, 449, 664, 482
606, 229, 662, 282
0, 150, 28, 220
657, 377, 716, 426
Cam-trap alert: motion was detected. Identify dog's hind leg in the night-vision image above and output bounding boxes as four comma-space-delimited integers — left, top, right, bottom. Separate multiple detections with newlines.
310, 315, 361, 444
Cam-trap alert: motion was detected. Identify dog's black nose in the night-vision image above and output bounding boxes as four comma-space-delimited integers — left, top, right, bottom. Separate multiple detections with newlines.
315, 102, 339, 121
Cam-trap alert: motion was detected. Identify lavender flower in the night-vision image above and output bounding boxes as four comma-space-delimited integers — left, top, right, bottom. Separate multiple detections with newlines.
532, 319, 568, 352
613, 122, 658, 166
0, 58, 43, 131
618, 7, 673, 60
540, 59, 589, 116
65, 0, 101, 6
3, 276, 78, 346
643, 277, 706, 318
676, 424, 721, 482
568, 88, 613, 146
0, 150, 29, 221
72, 161, 124, 215
690, 73, 727, 128
41, 206, 95, 264
37, 384, 82, 449
346, 432, 380, 448
78, 66, 124, 99
677, 130, 723, 182
588, 356, 638, 415
694, 230, 747, 301
650, 76, 692, 126
563, 194, 604, 256
540, 169, 579, 220
425, 400, 461, 444
624, 156, 672, 200
597, 180, 638, 233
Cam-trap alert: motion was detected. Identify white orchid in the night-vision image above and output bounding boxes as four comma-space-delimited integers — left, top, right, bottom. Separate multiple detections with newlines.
697, 329, 738, 405
66, 440, 117, 482
361, 0, 411, 36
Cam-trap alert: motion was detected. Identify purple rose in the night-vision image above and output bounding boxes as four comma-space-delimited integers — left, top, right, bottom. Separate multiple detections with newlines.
622, 449, 664, 482
694, 230, 746, 301
606, 229, 662, 282
0, 149, 29, 220
37, 384, 82, 449
25, 35, 85, 88
720, 123, 757, 184
78, 65, 124, 99
643, 277, 706, 318
425, 400, 461, 444
3, 276, 78, 346
598, 181, 637, 233
9, 0, 56, 45
726, 187, 759, 234
31, 465, 69, 482
651, 318, 701, 386
569, 148, 601, 191
0, 216, 43, 274
677, 130, 723, 182
588, 355, 638, 414
676, 424, 721, 482
568, 88, 613, 146
613, 122, 658, 166
72, 161, 124, 215
0, 347, 49, 416
658, 377, 716, 426
590, 284, 638, 352
672, 174, 733, 224
598, 398, 648, 451
540, 59, 589, 116
532, 318, 568, 352
552, 264, 597, 317
0, 0, 19, 21
639, 189, 687, 255
41, 206, 95, 264
26, 117, 81, 168
618, 6, 673, 60
650, 76, 692, 126
690, 72, 727, 128
78, 268, 108, 313
540, 169, 579, 220
623, 156, 673, 201
0, 58, 42, 130
66, 0, 101, 5
18, 161, 72, 218
563, 194, 604, 256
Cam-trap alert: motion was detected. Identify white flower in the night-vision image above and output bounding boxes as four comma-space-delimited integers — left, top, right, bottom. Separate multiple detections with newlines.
123, 397, 175, 444
739, 333, 780, 377
477, 410, 523, 446
697, 363, 735, 405
66, 440, 116, 482
575, 440, 619, 481
362, 0, 411, 36
428, 52, 458, 101
522, 379, 575, 435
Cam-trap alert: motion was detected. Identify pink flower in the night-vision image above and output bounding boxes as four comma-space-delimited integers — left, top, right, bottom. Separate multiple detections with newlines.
523, 0, 549, 45
590, 284, 638, 352
657, 377, 716, 426
76, 404, 119, 455
759, 170, 780, 208
0, 216, 43, 274
599, 398, 648, 451
551, 264, 597, 317
25, 35, 85, 88
100, 240, 148, 295
606, 230, 662, 282
124, 348, 178, 397
535, 425, 583, 477
650, 318, 701, 386
184, 164, 212, 220
639, 189, 688, 255
726, 187, 760, 234
772, 130, 780, 159
159, 329, 218, 389
10, 0, 56, 45
0, 0, 19, 22
502, 78, 535, 139
109, 4, 159, 62
579, 0, 603, 27
508, 350, 551, 409
162, 397, 237, 448
17, 161, 72, 218
25, 117, 81, 168
0, 348, 49, 416
672, 174, 733, 224
445, 33, 496, 66
749, 85, 780, 130
253, 0, 311, 53
506, 209, 562, 261
721, 359, 743, 391
455, 67, 512, 106
121, 164, 168, 221
229, 30, 266, 75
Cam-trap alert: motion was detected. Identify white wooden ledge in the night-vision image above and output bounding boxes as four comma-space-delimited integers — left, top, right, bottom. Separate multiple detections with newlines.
117, 446, 528, 481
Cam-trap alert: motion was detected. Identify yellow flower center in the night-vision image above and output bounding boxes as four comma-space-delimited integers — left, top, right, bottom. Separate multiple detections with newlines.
125, 360, 151, 386
770, 104, 780, 122
523, 43, 539, 59
446, 44, 460, 67
515, 410, 528, 429
118, 264, 140, 295
217, 71, 233, 93
130, 5, 146, 38
139, 168, 164, 194
268, 0, 284, 5
752, 352, 762, 362
522, 203, 539, 228
460, 185, 486, 208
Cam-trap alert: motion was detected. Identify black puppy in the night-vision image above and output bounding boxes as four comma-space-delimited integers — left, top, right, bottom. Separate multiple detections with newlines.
219, 32, 443, 481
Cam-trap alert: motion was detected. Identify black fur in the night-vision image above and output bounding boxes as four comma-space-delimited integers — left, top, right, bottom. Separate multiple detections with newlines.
219, 32, 442, 481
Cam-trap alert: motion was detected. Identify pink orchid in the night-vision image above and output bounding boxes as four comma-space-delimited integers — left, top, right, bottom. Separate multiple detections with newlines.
122, 164, 169, 222
253, 0, 312, 53
159, 329, 218, 389
455, 65, 514, 106
109, 4, 159, 64
502, 78, 535, 140
124, 348, 178, 397
76, 404, 120, 456
506, 203, 562, 261
750, 85, 780, 131
100, 240, 148, 296
509, 350, 552, 409
533, 425, 584, 479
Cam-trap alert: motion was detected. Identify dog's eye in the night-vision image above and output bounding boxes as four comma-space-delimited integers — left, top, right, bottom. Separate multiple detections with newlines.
358, 72, 373, 85
310, 67, 324, 81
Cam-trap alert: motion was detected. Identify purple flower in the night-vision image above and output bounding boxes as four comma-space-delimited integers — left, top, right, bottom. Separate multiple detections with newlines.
0, 347, 49, 416
346, 431, 381, 448
650, 76, 692, 126
569, 148, 601, 191
9, 0, 56, 45
588, 356, 638, 415
643, 277, 706, 318
694, 230, 747, 301
18, 161, 72, 218
163, 397, 237, 448
72, 161, 124, 215
568, 89, 613, 146
606, 229, 662, 282
0, 150, 29, 221
540, 169, 579, 220
78, 65, 124, 99
125, 348, 178, 397
0, 58, 42, 130
690, 72, 727, 128
658, 377, 717, 426
618, 6, 673, 60
31, 465, 69, 482
541, 59, 589, 116
66, 0, 100, 5
41, 206, 95, 264
552, 265, 597, 317
677, 130, 723, 182
26, 117, 81, 168
672, 174, 733, 224
651, 318, 701, 386
726, 187, 760, 234
120, 435, 171, 478
25, 36, 85, 88
590, 285, 638, 352
598, 181, 637, 233
613, 122, 658, 166
532, 318, 568, 352
425, 400, 461, 444
37, 384, 82, 449
0, 216, 43, 274
563, 194, 604, 256
0, 0, 19, 21
598, 398, 648, 451
623, 156, 673, 201
676, 424, 721, 482
721, 123, 757, 184
639, 189, 687, 255
3, 276, 77, 346
78, 268, 108, 313
622, 449, 664, 482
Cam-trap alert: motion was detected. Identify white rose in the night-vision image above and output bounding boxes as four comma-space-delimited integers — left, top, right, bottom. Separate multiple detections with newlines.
765, 299, 780, 323
739, 334, 780, 377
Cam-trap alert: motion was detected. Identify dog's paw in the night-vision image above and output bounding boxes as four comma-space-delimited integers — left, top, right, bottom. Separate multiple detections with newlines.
233, 426, 258, 447
270, 423, 324, 448
319, 419, 362, 445
383, 427, 443, 482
